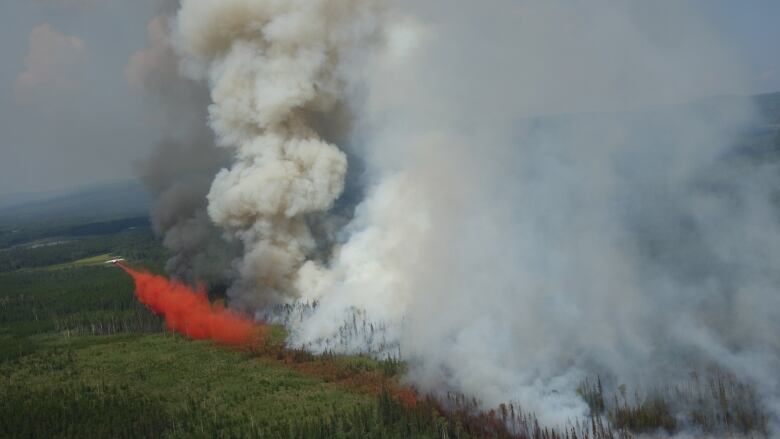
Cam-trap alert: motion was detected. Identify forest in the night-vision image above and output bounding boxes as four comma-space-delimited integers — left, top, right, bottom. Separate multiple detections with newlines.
0, 216, 770, 438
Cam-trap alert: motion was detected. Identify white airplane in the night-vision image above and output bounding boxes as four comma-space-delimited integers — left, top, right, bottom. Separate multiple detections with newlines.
105, 258, 126, 265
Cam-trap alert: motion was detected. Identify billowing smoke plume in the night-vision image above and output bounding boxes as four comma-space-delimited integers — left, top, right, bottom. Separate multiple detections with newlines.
129, 2, 237, 285
164, 0, 780, 432
172, 0, 383, 308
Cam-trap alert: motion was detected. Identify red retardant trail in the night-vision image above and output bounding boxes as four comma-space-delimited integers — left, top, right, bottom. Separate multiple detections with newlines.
118, 264, 264, 347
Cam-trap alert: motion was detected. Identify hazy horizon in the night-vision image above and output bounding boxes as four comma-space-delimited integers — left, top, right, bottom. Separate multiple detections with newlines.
0, 1, 779, 198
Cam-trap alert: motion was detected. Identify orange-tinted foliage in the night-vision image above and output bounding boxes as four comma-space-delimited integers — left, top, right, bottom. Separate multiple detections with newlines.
263, 347, 419, 408
119, 264, 265, 347
119, 264, 414, 406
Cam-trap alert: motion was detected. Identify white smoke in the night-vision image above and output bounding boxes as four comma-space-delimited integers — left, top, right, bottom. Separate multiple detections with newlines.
173, 0, 383, 307
171, 0, 780, 432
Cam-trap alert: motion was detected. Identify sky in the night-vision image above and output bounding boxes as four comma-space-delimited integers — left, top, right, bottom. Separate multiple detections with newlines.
0, 0, 778, 198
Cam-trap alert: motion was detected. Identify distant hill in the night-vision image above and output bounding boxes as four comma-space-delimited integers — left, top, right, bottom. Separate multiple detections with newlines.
0, 92, 777, 227
0, 180, 151, 226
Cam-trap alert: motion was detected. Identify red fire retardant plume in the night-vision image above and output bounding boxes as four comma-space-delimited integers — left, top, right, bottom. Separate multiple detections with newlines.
119, 264, 261, 346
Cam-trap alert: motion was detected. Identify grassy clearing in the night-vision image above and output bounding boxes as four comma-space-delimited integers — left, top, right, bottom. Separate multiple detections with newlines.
0, 227, 165, 273
42, 253, 114, 271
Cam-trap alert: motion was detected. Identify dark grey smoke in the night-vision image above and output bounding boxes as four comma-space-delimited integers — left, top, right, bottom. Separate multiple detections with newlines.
132, 2, 237, 285
138, 136, 237, 285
